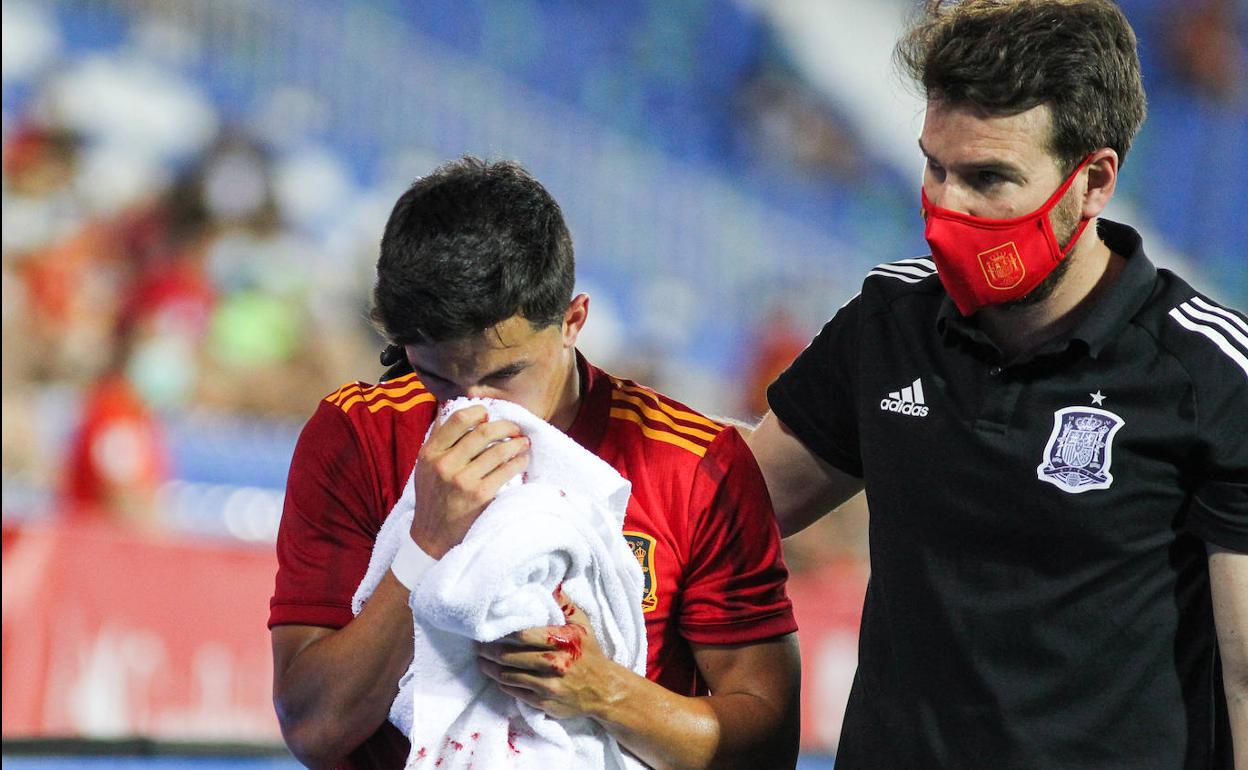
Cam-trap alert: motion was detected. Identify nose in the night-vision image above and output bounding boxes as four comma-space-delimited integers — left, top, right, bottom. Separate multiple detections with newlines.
924, 178, 972, 215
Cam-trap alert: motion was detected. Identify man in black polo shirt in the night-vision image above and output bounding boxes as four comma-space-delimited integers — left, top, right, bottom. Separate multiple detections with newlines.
747, 1, 1248, 767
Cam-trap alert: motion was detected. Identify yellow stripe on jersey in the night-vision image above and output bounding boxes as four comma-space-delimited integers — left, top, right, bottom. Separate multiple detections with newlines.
326, 373, 429, 410
360, 375, 424, 403
610, 391, 721, 443
609, 406, 710, 457
326, 374, 432, 414
362, 392, 436, 414
612, 379, 724, 433
338, 390, 434, 414
325, 382, 360, 405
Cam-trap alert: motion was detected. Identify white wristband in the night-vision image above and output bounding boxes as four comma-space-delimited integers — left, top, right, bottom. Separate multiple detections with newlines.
391, 534, 437, 591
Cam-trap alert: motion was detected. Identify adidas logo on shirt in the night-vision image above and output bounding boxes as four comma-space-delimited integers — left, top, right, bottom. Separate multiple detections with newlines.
880, 378, 929, 417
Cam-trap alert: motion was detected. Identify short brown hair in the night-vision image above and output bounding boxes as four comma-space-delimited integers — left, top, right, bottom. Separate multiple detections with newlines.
895, 0, 1147, 170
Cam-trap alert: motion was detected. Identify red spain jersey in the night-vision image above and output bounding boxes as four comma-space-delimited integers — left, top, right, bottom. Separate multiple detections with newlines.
270, 355, 796, 769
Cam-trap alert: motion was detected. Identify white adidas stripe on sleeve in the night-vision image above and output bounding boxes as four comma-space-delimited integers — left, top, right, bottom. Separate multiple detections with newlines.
1169, 303, 1248, 378
873, 261, 936, 278
1190, 296, 1248, 336
867, 270, 928, 284
1179, 301, 1248, 352
867, 258, 937, 284
890, 257, 936, 270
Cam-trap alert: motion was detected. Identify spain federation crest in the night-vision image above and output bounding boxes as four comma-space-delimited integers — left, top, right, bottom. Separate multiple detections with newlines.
1036, 406, 1125, 493
623, 531, 658, 612
978, 241, 1026, 290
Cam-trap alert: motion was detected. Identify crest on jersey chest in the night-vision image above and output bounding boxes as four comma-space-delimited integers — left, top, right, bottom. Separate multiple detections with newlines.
1036, 406, 1125, 493
623, 531, 658, 612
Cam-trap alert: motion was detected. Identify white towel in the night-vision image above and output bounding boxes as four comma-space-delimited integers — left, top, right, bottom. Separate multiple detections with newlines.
352, 397, 648, 770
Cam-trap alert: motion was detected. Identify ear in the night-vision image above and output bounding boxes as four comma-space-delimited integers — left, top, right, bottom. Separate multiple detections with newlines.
1080, 148, 1118, 219
561, 293, 589, 348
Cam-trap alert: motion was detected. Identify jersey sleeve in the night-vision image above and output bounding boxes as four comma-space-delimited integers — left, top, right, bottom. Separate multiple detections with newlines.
1176, 315, 1248, 552
678, 428, 797, 645
766, 295, 863, 477
269, 400, 384, 628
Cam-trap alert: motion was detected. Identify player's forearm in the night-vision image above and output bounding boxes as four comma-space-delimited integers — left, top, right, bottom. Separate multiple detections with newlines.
273, 574, 413, 769
589, 665, 799, 770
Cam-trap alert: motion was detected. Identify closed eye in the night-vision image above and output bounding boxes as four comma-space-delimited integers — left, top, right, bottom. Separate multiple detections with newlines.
484, 368, 523, 384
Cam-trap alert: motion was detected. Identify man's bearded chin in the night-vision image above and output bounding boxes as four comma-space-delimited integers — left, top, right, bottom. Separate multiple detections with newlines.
1000, 191, 1085, 310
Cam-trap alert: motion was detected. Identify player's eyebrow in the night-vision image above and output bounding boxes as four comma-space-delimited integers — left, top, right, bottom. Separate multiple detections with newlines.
410, 362, 449, 383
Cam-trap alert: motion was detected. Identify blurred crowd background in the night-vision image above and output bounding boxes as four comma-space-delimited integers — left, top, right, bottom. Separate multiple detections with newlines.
2, 0, 1245, 763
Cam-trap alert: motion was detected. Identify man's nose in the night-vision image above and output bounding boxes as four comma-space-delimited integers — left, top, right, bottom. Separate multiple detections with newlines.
925, 180, 972, 215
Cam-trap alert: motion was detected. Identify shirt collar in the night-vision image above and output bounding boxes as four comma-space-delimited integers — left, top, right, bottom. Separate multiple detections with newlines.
565, 350, 610, 453
1064, 220, 1156, 357
935, 219, 1157, 360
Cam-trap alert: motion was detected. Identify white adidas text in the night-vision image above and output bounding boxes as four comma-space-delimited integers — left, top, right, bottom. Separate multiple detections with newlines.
880, 378, 929, 418
879, 399, 929, 417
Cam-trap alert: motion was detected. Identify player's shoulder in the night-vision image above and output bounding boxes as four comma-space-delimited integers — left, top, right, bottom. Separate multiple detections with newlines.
313, 371, 438, 433
1141, 270, 1248, 394
605, 374, 734, 463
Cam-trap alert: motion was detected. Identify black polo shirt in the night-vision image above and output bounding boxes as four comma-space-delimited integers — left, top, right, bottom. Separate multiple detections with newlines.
769, 220, 1248, 769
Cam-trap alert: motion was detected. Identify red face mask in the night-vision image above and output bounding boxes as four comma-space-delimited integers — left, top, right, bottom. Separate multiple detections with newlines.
921, 155, 1093, 316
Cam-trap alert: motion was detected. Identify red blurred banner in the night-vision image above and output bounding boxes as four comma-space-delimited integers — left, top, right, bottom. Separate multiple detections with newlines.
787, 560, 868, 752
1, 521, 281, 741
1, 521, 866, 752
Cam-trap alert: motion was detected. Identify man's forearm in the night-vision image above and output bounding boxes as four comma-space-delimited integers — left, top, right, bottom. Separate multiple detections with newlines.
272, 573, 414, 769
1208, 546, 1248, 769
1225, 686, 1248, 769
590, 661, 799, 770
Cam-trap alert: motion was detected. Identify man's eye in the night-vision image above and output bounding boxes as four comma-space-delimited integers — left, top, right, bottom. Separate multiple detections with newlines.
976, 170, 1005, 186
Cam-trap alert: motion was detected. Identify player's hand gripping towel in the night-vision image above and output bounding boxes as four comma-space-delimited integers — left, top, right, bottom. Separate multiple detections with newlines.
352, 397, 648, 770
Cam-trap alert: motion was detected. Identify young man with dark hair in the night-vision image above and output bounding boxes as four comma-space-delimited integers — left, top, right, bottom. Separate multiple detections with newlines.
269, 157, 801, 770
747, 1, 1248, 767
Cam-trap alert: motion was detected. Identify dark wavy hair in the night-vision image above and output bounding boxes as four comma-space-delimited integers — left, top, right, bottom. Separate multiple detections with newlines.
371, 156, 575, 345
895, 0, 1147, 171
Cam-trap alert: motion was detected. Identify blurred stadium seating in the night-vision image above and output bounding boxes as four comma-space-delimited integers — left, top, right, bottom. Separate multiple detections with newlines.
2, 0, 1244, 765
